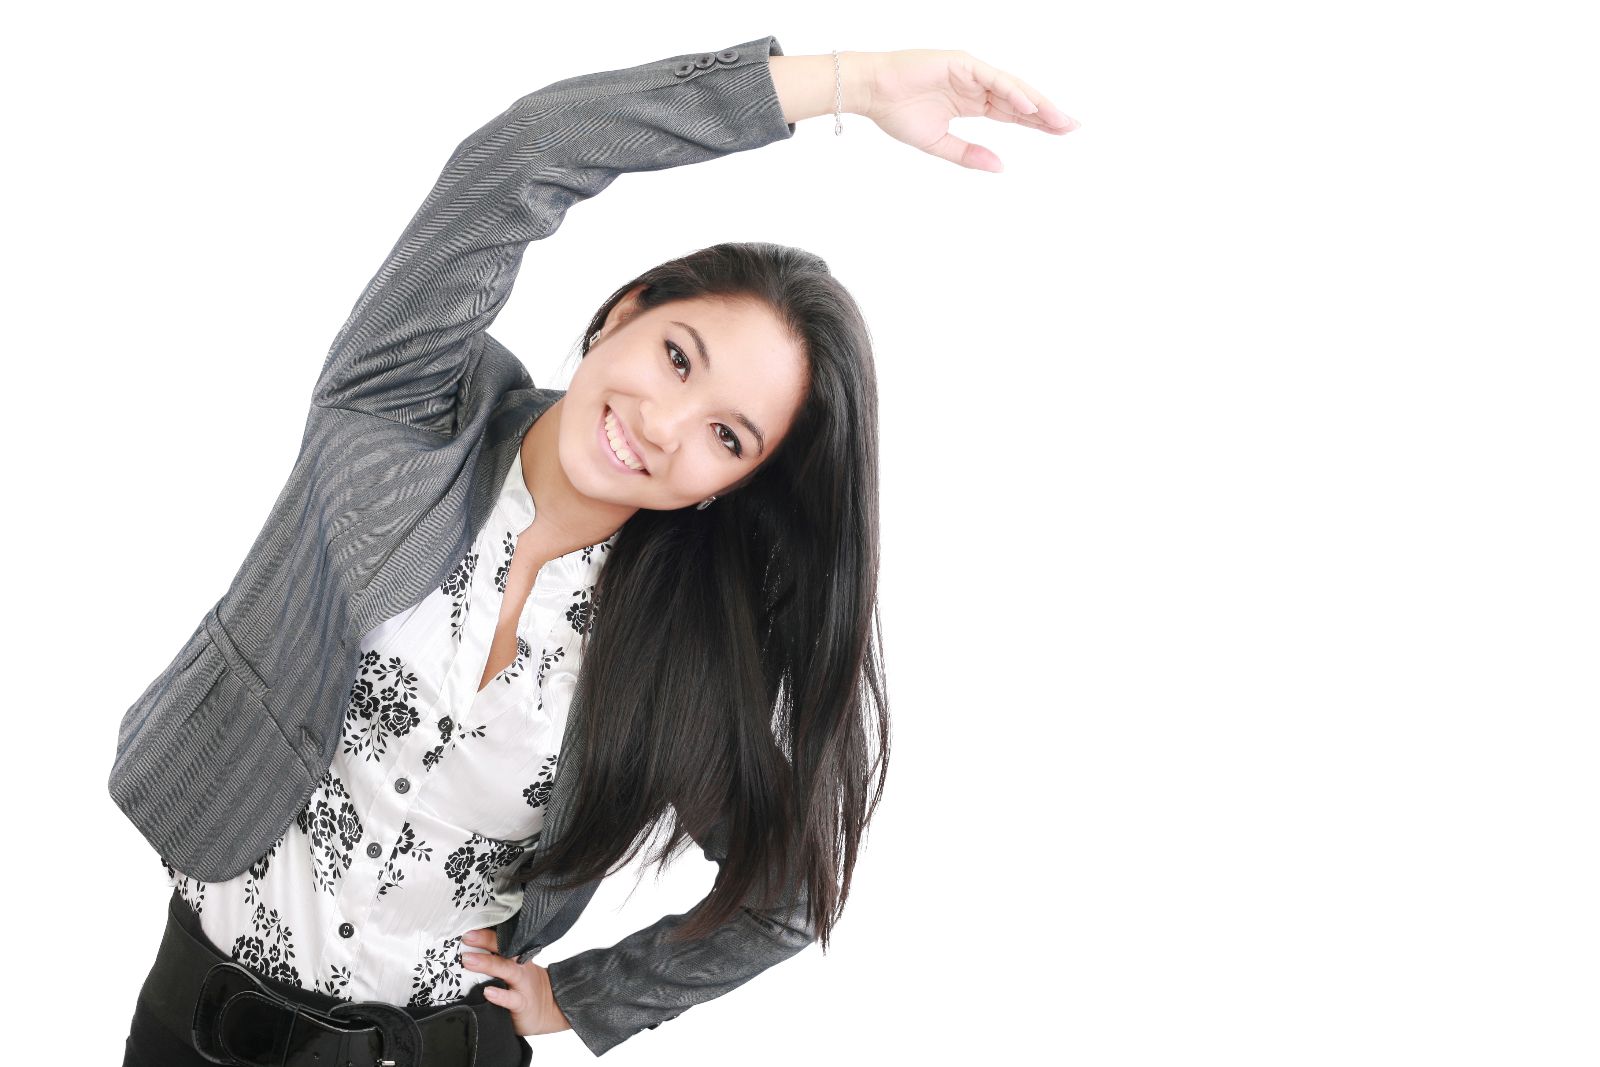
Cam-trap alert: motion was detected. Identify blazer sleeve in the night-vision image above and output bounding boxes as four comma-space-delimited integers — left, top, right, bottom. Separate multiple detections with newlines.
544, 811, 816, 1057
311, 35, 796, 433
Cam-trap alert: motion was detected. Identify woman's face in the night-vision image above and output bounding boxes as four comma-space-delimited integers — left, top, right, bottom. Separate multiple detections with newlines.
558, 288, 810, 512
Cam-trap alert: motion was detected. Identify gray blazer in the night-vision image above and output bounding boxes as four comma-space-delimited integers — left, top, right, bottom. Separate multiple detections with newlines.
106, 34, 811, 1057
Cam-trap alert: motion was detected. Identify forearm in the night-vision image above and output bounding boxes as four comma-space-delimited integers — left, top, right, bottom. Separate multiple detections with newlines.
312, 35, 795, 431
768, 51, 875, 124
546, 906, 812, 1057
542, 812, 815, 1056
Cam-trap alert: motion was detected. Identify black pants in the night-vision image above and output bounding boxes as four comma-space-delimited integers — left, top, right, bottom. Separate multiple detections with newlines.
121, 890, 532, 1066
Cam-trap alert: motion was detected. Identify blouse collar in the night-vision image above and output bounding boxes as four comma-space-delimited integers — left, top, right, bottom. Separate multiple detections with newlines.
498, 441, 620, 579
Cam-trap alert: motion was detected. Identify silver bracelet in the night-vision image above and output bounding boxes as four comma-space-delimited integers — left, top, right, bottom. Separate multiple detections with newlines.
832, 48, 844, 135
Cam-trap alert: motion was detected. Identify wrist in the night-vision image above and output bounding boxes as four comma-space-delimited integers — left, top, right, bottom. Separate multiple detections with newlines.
836, 50, 876, 118
537, 962, 576, 1035
767, 51, 875, 125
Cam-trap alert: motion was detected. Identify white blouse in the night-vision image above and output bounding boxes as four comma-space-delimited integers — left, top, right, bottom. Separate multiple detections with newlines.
161, 439, 618, 1006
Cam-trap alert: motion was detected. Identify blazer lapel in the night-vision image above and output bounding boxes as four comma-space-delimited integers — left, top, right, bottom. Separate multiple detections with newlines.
341, 386, 563, 647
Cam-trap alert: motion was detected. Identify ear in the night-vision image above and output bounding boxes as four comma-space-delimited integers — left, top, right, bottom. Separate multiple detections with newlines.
595, 283, 651, 347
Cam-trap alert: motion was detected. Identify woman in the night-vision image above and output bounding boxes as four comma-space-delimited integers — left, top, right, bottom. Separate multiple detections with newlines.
114, 33, 1076, 1067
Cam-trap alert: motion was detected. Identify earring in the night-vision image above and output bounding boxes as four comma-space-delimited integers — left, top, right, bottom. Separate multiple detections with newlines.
697, 495, 717, 510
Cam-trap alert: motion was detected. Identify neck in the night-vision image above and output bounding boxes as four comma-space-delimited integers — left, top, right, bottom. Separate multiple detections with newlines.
520, 396, 636, 553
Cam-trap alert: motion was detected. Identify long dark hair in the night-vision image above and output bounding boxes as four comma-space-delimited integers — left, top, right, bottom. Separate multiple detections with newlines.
508, 242, 890, 949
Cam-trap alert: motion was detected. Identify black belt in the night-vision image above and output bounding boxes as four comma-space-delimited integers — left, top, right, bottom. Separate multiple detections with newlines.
140, 889, 530, 1067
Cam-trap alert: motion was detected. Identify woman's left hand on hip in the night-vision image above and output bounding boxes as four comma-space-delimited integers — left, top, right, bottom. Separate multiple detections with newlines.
459, 927, 573, 1037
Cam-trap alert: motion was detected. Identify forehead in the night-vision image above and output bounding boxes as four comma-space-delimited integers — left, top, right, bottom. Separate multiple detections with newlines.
662, 294, 792, 352
660, 295, 806, 381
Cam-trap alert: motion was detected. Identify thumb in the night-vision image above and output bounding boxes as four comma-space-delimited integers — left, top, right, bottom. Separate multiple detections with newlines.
925, 132, 1003, 172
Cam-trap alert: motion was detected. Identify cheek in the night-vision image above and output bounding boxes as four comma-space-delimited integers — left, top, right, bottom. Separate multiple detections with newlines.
669, 458, 725, 499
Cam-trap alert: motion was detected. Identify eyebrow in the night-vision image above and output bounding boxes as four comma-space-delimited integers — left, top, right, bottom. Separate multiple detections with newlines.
671, 319, 767, 457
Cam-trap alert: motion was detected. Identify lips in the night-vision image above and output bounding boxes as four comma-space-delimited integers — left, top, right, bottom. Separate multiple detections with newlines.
602, 405, 649, 475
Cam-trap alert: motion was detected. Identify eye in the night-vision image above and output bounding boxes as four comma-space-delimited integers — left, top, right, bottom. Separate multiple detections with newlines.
667, 341, 690, 380
668, 341, 744, 459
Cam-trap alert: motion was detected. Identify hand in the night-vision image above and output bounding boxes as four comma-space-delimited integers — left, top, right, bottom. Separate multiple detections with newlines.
459, 928, 573, 1037
854, 49, 1078, 171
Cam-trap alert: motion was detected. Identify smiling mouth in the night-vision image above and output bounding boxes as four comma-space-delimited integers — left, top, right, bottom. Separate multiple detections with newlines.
602, 406, 648, 474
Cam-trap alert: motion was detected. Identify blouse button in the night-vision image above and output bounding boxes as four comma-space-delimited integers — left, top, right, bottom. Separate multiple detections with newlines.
395, 777, 411, 795
365, 841, 383, 859
338, 922, 355, 939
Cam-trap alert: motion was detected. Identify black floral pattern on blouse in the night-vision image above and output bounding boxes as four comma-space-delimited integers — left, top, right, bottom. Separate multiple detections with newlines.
243, 838, 284, 909
533, 645, 566, 712
294, 770, 363, 895
494, 530, 515, 593
162, 856, 207, 917
230, 901, 302, 986
319, 965, 353, 998
377, 821, 435, 897
522, 754, 559, 810
442, 833, 531, 910
441, 549, 480, 643
408, 934, 467, 1006
341, 651, 422, 762
565, 586, 595, 637
422, 712, 489, 773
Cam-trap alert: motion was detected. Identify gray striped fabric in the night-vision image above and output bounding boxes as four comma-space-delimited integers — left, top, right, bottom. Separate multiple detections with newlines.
107, 34, 812, 1056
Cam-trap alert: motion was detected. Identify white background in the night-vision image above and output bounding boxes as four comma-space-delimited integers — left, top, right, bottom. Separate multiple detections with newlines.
3, 1, 1596, 1064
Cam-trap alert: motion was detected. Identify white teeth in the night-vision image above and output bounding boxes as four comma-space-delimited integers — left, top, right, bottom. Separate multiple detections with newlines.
604, 410, 645, 471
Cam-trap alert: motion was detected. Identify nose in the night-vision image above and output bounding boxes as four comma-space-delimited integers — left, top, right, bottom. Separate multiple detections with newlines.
636, 398, 682, 458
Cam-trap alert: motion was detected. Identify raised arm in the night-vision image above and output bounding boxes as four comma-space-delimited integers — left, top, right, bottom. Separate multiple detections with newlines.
311, 35, 796, 433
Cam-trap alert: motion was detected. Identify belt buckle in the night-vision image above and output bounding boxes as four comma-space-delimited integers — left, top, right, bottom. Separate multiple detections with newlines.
192, 961, 408, 1066
330, 1000, 424, 1067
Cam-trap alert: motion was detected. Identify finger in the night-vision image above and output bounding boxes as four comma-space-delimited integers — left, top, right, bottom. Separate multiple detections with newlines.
979, 97, 1044, 131
968, 56, 1078, 132
977, 86, 1033, 123
1008, 107, 1078, 135
482, 982, 531, 1012
1004, 74, 1078, 132
460, 950, 517, 982
963, 55, 1037, 120
924, 131, 1004, 173
990, 92, 1075, 133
